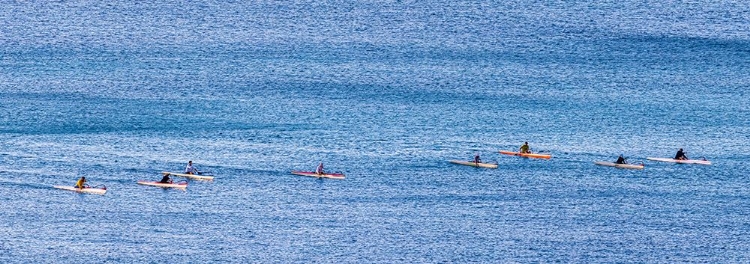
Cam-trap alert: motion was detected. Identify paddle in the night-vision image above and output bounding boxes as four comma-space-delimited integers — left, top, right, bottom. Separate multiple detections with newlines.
198, 170, 213, 175
625, 157, 644, 165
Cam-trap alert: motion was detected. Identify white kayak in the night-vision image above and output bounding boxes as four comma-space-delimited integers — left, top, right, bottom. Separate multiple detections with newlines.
137, 181, 188, 189
291, 171, 345, 180
53, 185, 108, 195
594, 161, 644, 170
646, 157, 712, 165
162, 171, 214, 181
448, 160, 498, 169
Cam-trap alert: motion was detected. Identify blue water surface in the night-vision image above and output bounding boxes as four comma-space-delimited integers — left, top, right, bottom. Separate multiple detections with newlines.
1, 1, 749, 263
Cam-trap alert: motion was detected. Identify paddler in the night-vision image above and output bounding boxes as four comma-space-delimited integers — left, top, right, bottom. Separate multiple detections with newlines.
185, 160, 200, 175
474, 153, 481, 164
519, 142, 531, 154
615, 154, 627, 164
674, 148, 688, 160
75, 176, 87, 189
316, 162, 324, 175
159, 173, 172, 184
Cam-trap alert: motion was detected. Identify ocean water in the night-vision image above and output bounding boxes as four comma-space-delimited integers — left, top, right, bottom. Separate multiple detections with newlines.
1, 1, 749, 262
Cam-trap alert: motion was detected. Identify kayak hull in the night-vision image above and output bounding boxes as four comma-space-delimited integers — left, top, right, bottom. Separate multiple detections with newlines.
499, 150, 551, 159
646, 157, 711, 165
594, 161, 644, 170
53, 185, 107, 195
448, 160, 498, 169
137, 181, 188, 188
291, 171, 345, 180
162, 171, 214, 181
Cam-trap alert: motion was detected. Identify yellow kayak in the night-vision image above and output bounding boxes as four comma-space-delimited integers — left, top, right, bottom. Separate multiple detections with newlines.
499, 150, 551, 159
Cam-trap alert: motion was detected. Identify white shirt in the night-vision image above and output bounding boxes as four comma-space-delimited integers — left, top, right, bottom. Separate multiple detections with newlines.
185, 164, 197, 174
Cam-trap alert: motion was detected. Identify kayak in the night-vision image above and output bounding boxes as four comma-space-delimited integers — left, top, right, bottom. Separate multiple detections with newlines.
646, 157, 712, 165
594, 161, 645, 170
53, 185, 107, 195
291, 171, 345, 180
448, 160, 498, 169
162, 171, 214, 181
137, 181, 188, 188
499, 150, 552, 159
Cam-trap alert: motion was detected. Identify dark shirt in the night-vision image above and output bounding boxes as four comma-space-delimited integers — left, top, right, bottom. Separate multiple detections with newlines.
616, 157, 626, 164
160, 176, 171, 183
675, 150, 687, 160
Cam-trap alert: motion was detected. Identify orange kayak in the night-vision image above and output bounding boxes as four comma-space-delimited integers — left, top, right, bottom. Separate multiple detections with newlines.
499, 150, 551, 159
